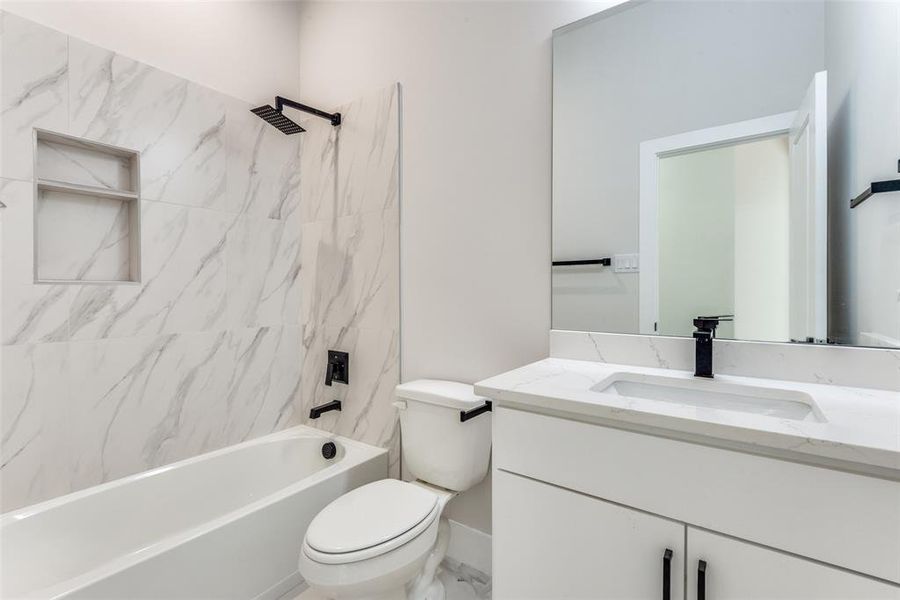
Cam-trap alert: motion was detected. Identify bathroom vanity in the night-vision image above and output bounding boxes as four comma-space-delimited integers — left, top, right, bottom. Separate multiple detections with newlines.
476, 358, 900, 599
534, 1, 900, 595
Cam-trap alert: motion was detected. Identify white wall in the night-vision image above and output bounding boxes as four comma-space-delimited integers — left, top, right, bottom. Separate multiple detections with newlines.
0, 0, 301, 103
825, 1, 900, 347
297, 0, 612, 535
552, 0, 825, 334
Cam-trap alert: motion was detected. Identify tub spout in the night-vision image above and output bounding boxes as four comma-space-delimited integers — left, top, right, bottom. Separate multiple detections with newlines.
309, 400, 342, 419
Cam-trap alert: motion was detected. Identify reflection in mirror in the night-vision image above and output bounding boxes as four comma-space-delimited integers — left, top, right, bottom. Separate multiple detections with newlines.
552, 0, 900, 348
654, 135, 789, 341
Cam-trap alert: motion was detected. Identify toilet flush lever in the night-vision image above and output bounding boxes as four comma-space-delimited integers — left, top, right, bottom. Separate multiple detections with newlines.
460, 400, 492, 422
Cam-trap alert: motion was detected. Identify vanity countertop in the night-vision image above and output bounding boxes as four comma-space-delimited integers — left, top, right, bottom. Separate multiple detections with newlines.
475, 358, 900, 478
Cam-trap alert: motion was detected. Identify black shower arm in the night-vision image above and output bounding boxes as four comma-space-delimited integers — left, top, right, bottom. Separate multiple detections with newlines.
275, 96, 342, 127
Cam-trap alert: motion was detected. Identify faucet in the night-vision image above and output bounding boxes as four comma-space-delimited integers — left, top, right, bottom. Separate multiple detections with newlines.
309, 400, 342, 419
325, 350, 349, 386
692, 315, 733, 378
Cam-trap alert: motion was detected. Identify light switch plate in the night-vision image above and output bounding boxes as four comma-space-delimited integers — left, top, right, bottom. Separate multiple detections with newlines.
613, 253, 640, 273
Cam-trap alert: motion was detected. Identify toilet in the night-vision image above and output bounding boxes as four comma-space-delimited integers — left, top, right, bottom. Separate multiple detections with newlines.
298, 380, 493, 600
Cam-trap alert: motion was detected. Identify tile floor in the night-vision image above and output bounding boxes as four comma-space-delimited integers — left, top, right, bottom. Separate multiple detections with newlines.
441, 558, 492, 600
292, 558, 491, 600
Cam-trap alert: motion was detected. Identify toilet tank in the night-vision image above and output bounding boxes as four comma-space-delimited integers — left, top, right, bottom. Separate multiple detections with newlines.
395, 380, 492, 492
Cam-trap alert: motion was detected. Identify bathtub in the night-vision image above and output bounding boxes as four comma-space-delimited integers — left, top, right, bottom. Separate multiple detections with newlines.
1, 426, 387, 599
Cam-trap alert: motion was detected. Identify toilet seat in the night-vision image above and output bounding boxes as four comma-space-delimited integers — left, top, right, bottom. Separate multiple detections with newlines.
303, 480, 440, 565
299, 515, 441, 599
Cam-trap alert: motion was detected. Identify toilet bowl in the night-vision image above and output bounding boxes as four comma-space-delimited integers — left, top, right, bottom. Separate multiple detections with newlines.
298, 381, 492, 600
298, 480, 454, 600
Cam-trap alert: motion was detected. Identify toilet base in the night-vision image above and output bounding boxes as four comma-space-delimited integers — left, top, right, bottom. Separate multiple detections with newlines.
417, 576, 445, 600
301, 517, 451, 600
297, 587, 413, 600
408, 518, 450, 600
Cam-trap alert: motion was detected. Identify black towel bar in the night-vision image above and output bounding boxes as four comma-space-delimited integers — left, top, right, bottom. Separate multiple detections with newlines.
851, 160, 900, 208
850, 179, 900, 208
552, 258, 612, 266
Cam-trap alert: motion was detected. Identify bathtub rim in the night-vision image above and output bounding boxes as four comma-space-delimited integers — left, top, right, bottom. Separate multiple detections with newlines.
1, 425, 388, 599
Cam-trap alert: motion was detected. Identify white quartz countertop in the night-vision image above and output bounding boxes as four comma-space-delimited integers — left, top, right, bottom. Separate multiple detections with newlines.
475, 358, 900, 477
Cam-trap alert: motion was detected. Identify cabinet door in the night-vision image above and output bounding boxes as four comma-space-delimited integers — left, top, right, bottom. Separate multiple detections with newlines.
493, 469, 685, 599
686, 528, 900, 600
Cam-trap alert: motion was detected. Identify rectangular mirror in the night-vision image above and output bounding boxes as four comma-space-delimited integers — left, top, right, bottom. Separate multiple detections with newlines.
552, 0, 899, 348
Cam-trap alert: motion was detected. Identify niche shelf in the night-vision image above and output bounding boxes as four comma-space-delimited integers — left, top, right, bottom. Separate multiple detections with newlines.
33, 130, 141, 284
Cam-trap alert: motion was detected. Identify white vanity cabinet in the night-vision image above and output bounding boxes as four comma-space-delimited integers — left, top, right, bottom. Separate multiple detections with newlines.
494, 469, 685, 600
492, 406, 900, 599
685, 528, 899, 600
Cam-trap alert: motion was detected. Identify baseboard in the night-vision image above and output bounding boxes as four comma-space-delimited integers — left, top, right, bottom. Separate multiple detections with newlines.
255, 572, 305, 600
446, 519, 492, 575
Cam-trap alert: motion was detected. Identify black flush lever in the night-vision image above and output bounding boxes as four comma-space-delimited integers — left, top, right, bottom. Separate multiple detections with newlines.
460, 401, 492, 422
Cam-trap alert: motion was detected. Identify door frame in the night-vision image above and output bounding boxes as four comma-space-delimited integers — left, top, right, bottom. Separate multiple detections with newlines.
638, 111, 796, 335
788, 70, 828, 343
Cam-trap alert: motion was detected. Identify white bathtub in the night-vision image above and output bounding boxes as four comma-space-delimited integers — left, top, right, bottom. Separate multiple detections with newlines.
1, 426, 387, 599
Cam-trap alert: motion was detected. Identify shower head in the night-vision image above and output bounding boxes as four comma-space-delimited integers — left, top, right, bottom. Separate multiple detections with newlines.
250, 105, 306, 135
250, 96, 341, 135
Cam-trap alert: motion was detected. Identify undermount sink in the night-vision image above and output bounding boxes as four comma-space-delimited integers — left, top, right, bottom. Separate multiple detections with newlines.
591, 373, 824, 422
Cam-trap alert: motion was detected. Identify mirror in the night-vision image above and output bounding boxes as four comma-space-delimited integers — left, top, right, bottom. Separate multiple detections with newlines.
552, 0, 899, 348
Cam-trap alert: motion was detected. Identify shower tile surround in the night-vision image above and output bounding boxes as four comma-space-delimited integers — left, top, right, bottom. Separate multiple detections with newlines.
0, 12, 401, 511
295, 85, 402, 475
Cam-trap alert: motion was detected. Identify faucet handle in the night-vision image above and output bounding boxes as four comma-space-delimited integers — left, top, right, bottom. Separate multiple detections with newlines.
325, 350, 349, 386
325, 362, 335, 387
693, 314, 733, 332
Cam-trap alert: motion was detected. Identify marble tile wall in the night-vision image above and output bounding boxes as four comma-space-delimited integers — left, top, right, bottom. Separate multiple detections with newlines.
294, 84, 402, 476
0, 12, 309, 511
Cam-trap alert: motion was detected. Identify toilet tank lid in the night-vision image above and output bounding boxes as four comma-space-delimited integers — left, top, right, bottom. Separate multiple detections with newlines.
395, 380, 489, 410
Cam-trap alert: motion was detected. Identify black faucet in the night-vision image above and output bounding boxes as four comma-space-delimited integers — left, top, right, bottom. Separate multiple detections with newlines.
325, 351, 349, 386
692, 315, 733, 378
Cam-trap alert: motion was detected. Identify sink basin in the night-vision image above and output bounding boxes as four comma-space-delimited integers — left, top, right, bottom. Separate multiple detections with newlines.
591, 373, 824, 422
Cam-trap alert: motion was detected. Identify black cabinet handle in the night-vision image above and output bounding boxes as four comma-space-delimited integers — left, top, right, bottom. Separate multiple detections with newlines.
697, 560, 707, 600
662, 548, 673, 600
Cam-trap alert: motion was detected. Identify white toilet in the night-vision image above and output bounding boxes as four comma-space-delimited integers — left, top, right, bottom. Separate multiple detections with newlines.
298, 380, 493, 600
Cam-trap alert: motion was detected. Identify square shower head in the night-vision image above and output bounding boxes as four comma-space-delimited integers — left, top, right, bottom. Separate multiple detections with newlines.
250, 105, 306, 135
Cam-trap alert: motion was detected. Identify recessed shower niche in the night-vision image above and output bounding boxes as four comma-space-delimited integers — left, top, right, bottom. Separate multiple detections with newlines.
34, 130, 141, 284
